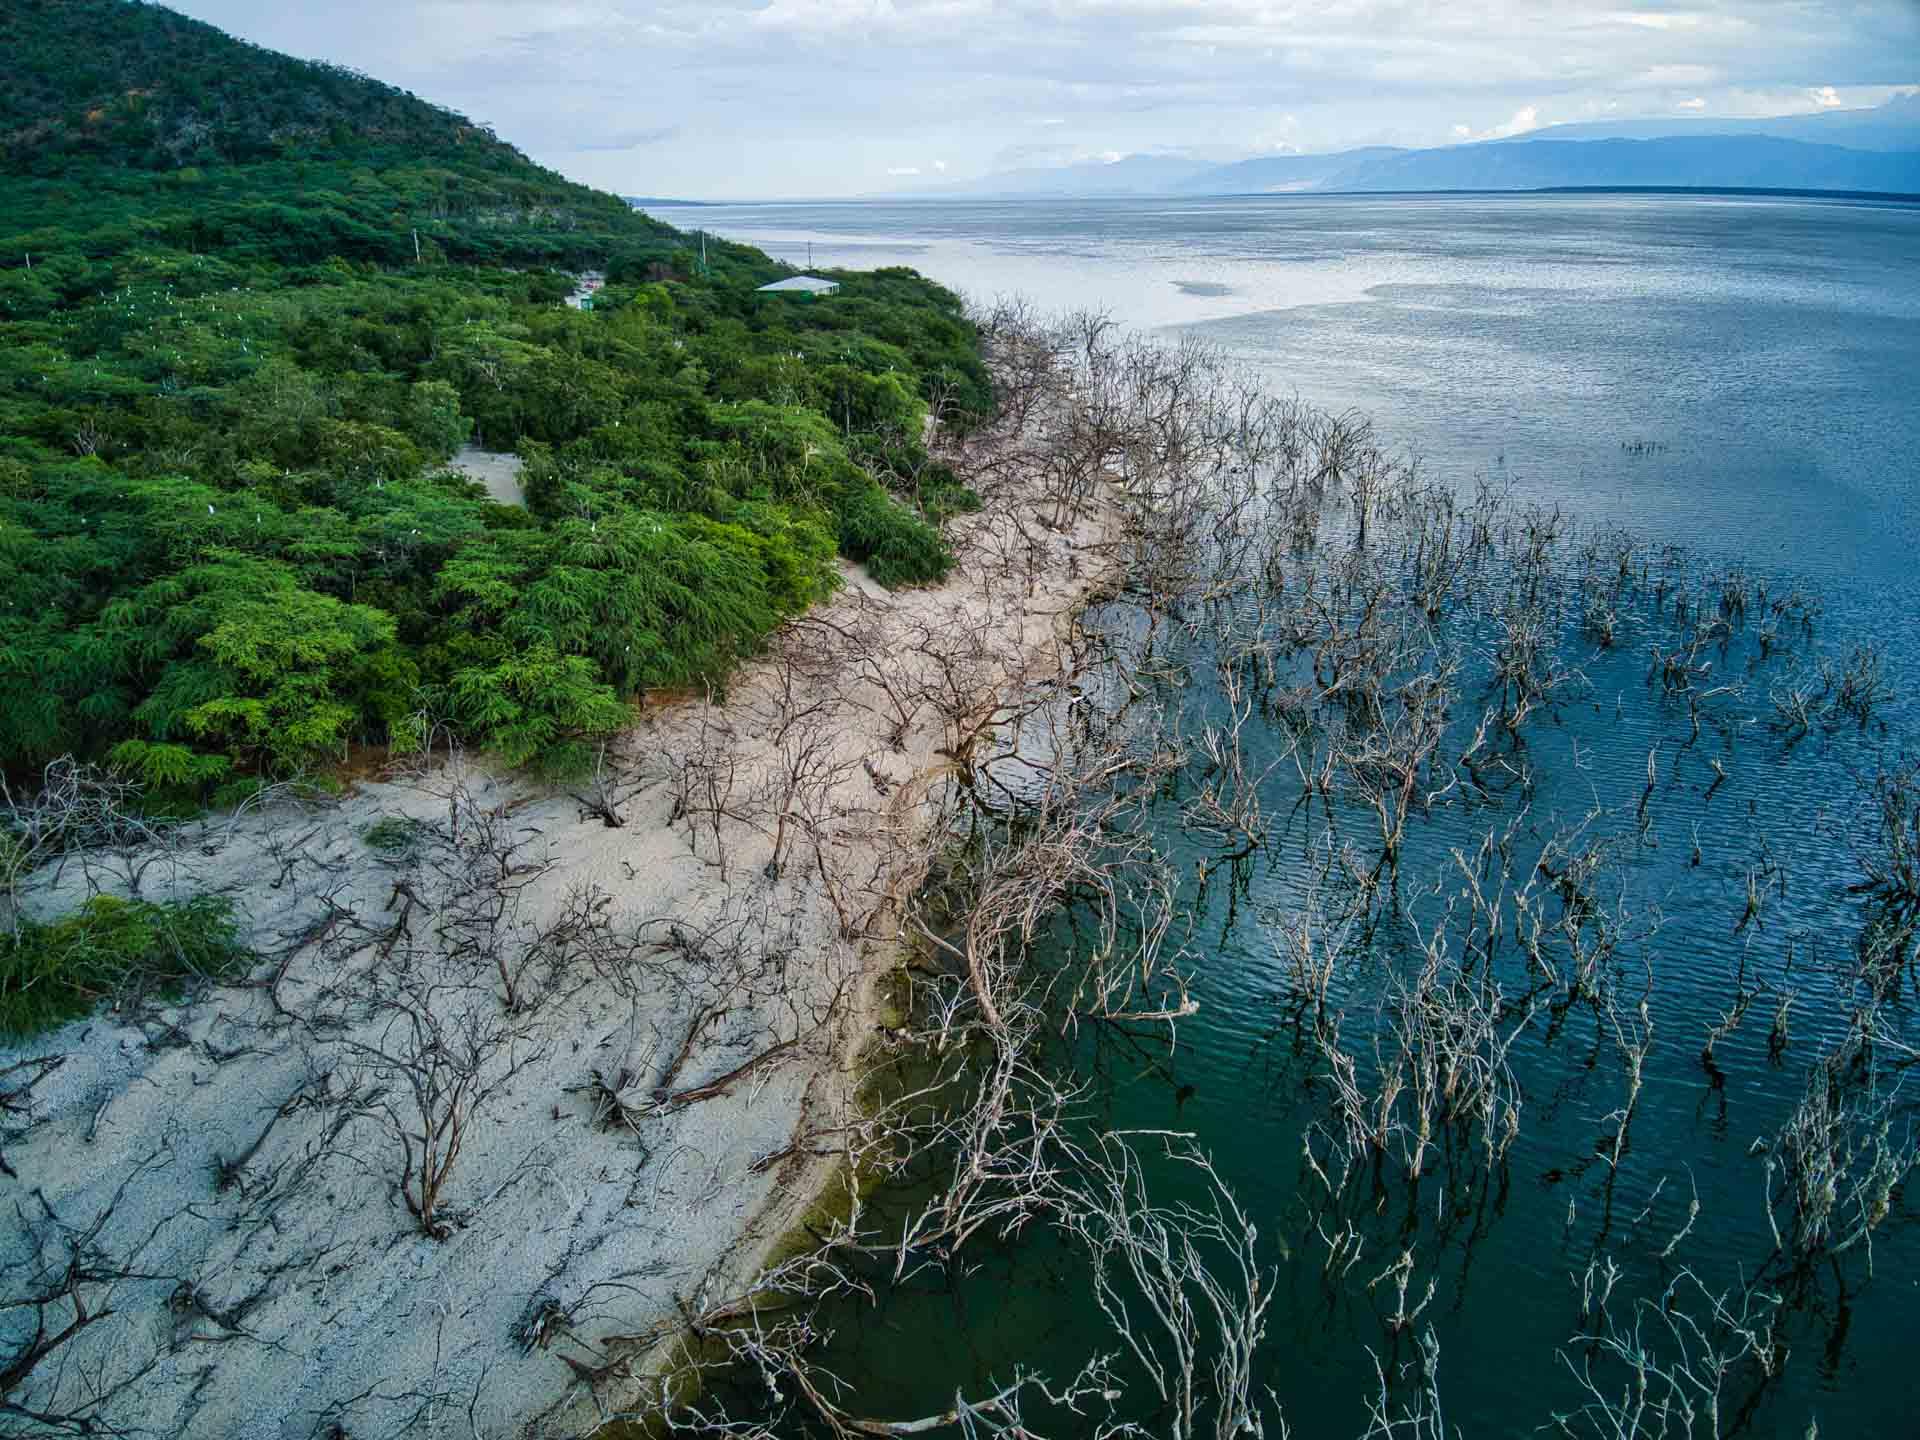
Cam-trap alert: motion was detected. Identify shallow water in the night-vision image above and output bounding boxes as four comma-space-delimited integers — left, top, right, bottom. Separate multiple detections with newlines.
691, 194, 1920, 1436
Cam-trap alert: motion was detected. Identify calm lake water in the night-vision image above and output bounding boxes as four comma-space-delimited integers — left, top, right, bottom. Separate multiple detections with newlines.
694, 192, 1920, 632
689, 195, 1920, 1436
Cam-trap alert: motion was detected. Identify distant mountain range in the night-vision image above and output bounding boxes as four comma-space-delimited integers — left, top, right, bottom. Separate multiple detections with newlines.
911, 96, 1920, 199
1295, 136, 1920, 195
1504, 93, 1920, 152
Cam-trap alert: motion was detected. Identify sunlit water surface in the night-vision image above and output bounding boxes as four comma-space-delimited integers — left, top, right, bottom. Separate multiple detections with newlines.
681, 194, 1920, 1437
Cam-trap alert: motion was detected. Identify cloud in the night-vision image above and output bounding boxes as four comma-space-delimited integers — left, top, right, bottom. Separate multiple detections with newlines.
1630, 64, 1719, 89
1703, 81, 1914, 118
1453, 104, 1544, 142
569, 125, 680, 152
1607, 10, 1695, 31
992, 140, 1080, 168
1490, 104, 1542, 137
160, 0, 1920, 197
1677, 96, 1706, 110
886, 165, 923, 175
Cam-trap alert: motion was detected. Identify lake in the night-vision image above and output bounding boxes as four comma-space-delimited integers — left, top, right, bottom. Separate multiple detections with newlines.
693, 192, 1919, 635
689, 194, 1920, 1437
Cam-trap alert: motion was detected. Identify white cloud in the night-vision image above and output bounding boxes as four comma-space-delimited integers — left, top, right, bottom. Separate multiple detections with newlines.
1630, 64, 1719, 89
1251, 113, 1302, 151
1492, 104, 1542, 137
748, 0, 898, 36
1706, 82, 1915, 118
886, 165, 923, 175
1677, 96, 1706, 109
1608, 10, 1692, 30
1453, 104, 1543, 142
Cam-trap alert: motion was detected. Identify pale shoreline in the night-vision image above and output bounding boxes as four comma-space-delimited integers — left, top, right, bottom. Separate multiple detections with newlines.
1, 420, 1121, 1438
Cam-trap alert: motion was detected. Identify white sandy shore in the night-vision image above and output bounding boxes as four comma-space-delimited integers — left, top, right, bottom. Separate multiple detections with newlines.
1, 454, 1116, 1439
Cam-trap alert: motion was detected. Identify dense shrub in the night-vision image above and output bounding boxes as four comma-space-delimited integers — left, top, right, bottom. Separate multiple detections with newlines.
839, 479, 954, 588
0, 0, 984, 786
0, 894, 247, 1036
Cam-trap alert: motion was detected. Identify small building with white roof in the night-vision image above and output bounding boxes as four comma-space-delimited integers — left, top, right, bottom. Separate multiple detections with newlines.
755, 275, 841, 297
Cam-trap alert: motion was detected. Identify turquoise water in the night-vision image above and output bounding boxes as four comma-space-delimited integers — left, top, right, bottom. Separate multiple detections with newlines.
692, 195, 1920, 1437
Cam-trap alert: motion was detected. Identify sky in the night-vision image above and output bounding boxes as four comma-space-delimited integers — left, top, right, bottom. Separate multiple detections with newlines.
165, 1, 1920, 199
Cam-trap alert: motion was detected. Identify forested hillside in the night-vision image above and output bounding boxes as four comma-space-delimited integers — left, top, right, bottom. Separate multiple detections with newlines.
1, 0, 532, 173
0, 0, 989, 797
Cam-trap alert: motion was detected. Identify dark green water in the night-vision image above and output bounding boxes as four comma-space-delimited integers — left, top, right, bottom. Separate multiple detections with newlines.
695, 195, 1920, 1437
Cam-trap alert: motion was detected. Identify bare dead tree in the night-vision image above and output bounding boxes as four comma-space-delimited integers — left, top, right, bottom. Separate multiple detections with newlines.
0, 1149, 178, 1438
665, 691, 751, 883
332, 973, 546, 1240
569, 740, 656, 829
1762, 1016, 1918, 1269
0, 760, 180, 934
756, 707, 861, 883
1552, 1271, 1782, 1439
1056, 1134, 1281, 1440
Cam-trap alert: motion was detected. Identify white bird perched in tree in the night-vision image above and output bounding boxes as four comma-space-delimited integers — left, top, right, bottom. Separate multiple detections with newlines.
207, 503, 215, 515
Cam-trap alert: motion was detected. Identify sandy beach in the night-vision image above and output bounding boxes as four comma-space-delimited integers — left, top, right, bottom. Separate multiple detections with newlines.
1, 429, 1118, 1438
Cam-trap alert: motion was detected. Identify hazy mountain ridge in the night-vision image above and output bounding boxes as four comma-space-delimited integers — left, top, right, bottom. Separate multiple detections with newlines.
1171, 148, 1406, 194
1506, 93, 1920, 152
1317, 135, 1920, 195
916, 97, 1920, 198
